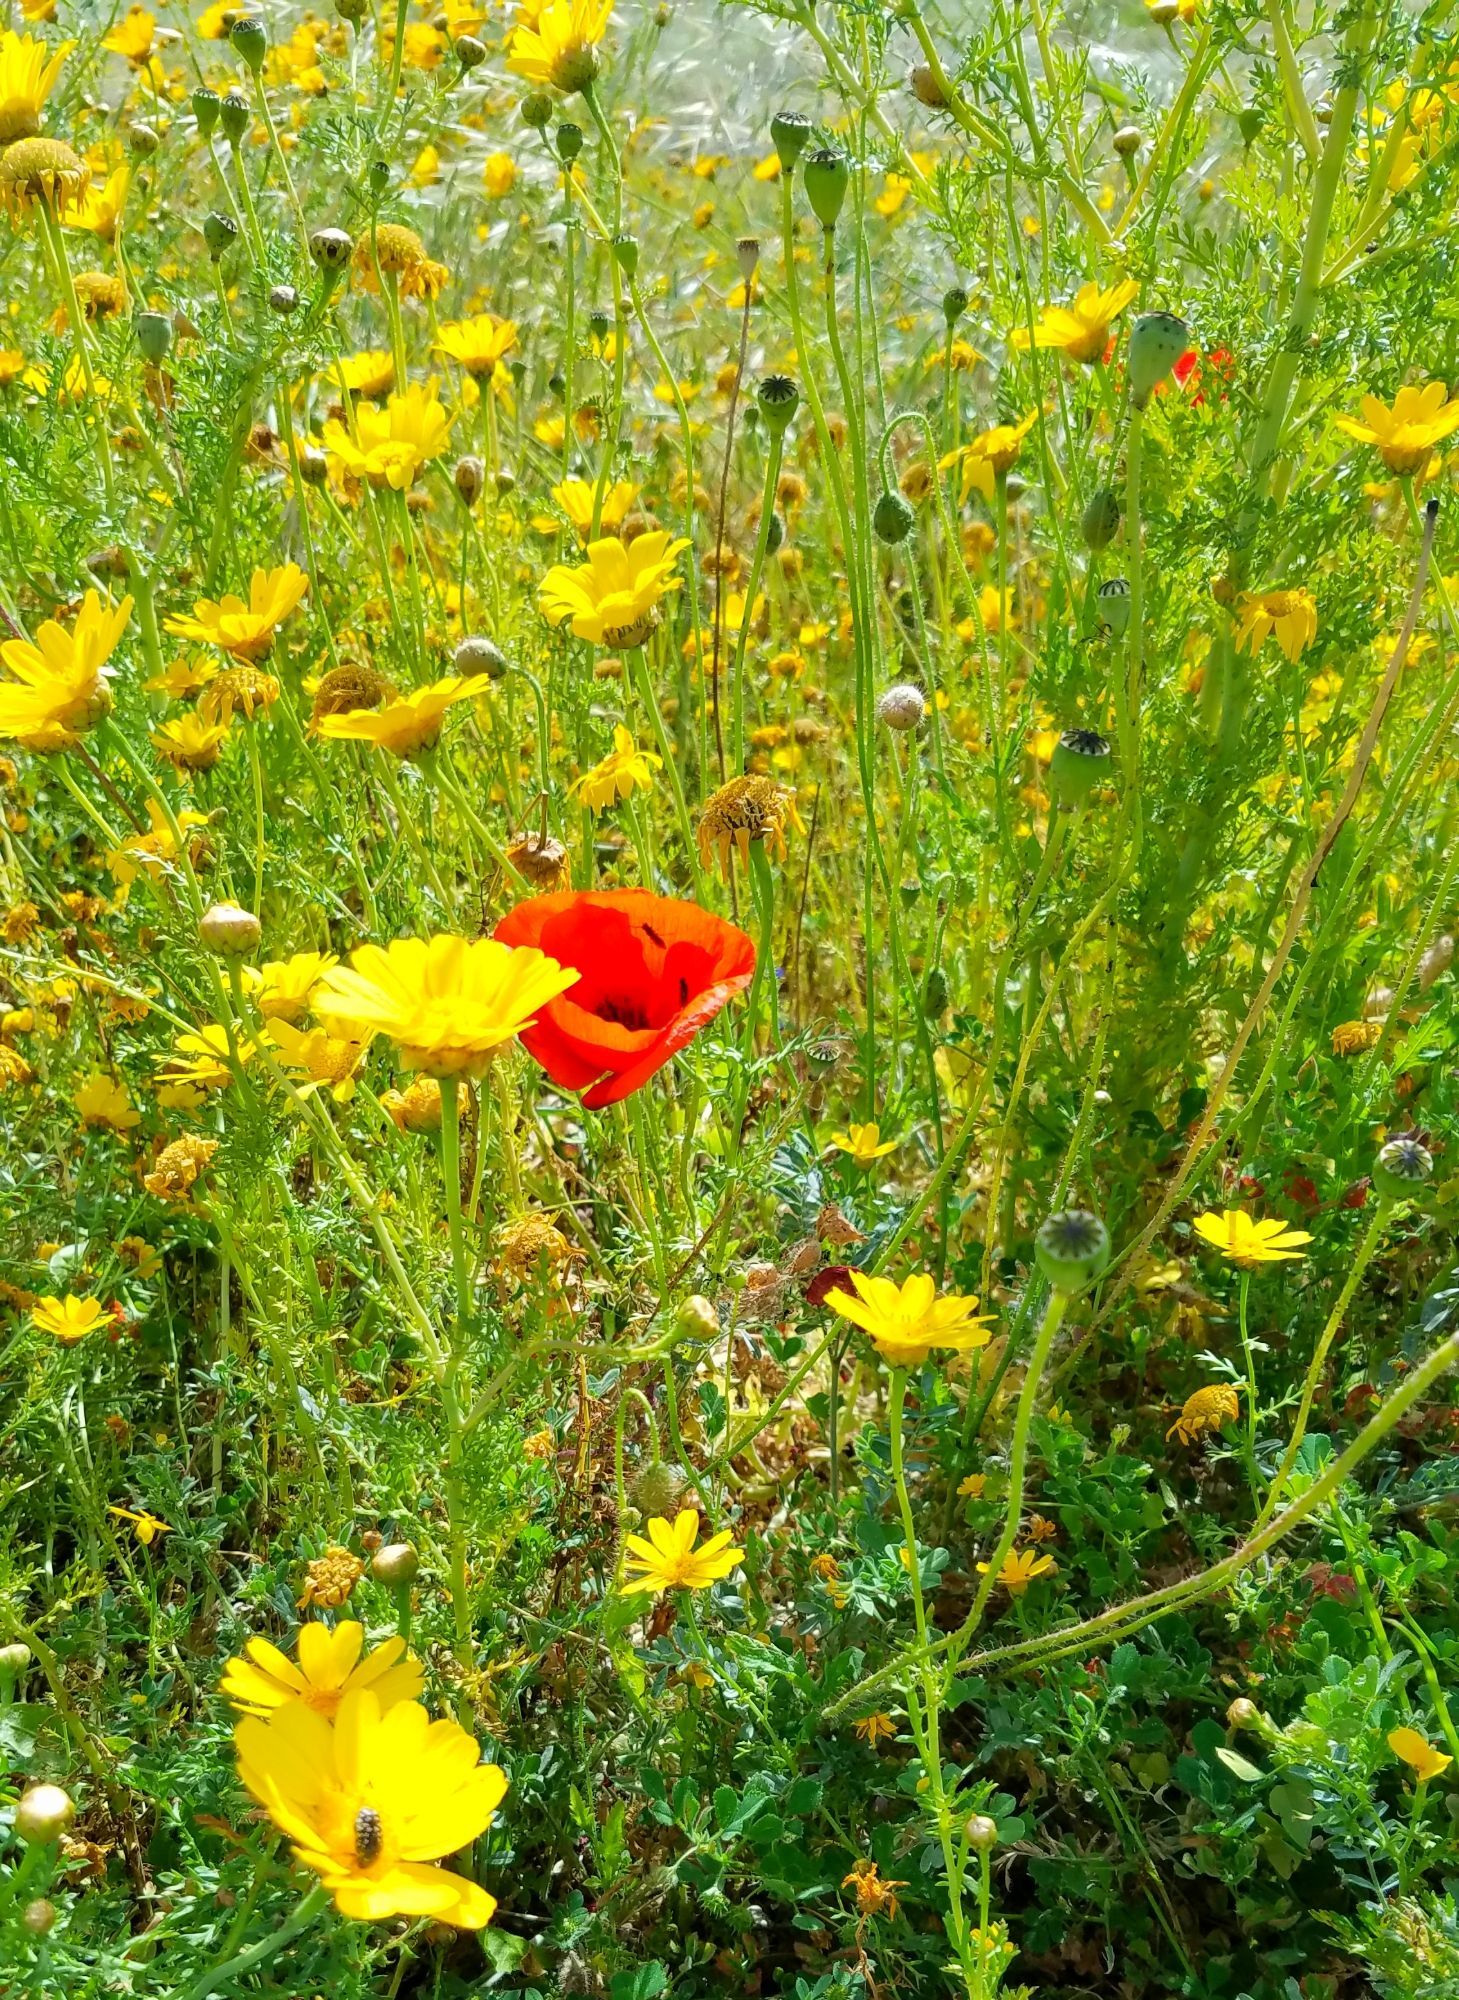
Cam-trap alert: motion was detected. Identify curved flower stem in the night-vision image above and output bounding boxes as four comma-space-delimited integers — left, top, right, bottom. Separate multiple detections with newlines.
829, 1325, 1459, 1720
177, 1883, 329, 2000
629, 644, 701, 891
888, 1369, 974, 1988
438, 1074, 477, 1686
730, 426, 784, 776
956, 1287, 1068, 1647
1254, 1197, 1392, 1531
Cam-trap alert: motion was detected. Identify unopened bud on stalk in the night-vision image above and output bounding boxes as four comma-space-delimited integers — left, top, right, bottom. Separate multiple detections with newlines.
923, 966, 949, 1017
336, 0, 367, 19
877, 683, 926, 730
495, 467, 516, 495
15, 1784, 74, 1847
873, 491, 916, 546
199, 902, 260, 957
1048, 728, 1111, 808
371, 1541, 418, 1586
770, 109, 814, 172
736, 237, 761, 283
1149, 0, 1181, 20
0, 1641, 31, 1678
1112, 123, 1143, 158
675, 1294, 719, 1342
21, 1899, 57, 1936
366, 157, 390, 197
1226, 1697, 1260, 1730
756, 374, 799, 435
455, 635, 507, 680
586, 307, 611, 343
134, 310, 173, 363
1128, 311, 1189, 408
909, 63, 948, 108
803, 146, 849, 229
765, 510, 785, 554
965, 1814, 999, 1851
219, 90, 250, 144
1080, 487, 1121, 549
268, 284, 299, 315
203, 212, 238, 260
1097, 576, 1131, 635
192, 85, 221, 136
556, 122, 584, 163
454, 33, 486, 70
454, 455, 485, 506
1034, 1208, 1111, 1292
1373, 1135, 1433, 1203
943, 284, 969, 326
612, 233, 639, 278
309, 227, 353, 272
300, 447, 328, 484
1237, 105, 1264, 145
128, 121, 160, 154
229, 14, 267, 70
520, 90, 553, 130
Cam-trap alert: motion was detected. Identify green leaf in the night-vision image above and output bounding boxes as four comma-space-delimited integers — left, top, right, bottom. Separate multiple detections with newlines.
1214, 1746, 1267, 1783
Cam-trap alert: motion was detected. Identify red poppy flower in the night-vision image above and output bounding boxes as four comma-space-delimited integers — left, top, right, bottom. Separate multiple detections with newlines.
494, 888, 755, 1109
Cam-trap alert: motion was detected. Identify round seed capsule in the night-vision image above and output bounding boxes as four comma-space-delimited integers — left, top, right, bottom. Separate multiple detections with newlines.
1034, 1209, 1111, 1293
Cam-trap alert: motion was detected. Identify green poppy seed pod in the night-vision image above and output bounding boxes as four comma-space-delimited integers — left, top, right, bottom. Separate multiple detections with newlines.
520, 90, 554, 130
587, 307, 611, 343
1112, 123, 1143, 158
1048, 728, 1112, 808
737, 235, 761, 280
877, 683, 926, 731
1149, 0, 1181, 19
0, 1641, 31, 1678
675, 1293, 719, 1342
1373, 1135, 1433, 1203
268, 283, 299, 315
192, 85, 221, 136
612, 233, 639, 278
771, 109, 814, 172
494, 466, 516, 495
756, 374, 800, 436
309, 226, 353, 272
873, 490, 916, 546
1128, 310, 1189, 408
455, 635, 507, 681
134, 310, 173, 363
1227, 1697, 1260, 1730
1236, 105, 1264, 146
803, 147, 850, 230
899, 878, 922, 909
371, 1541, 418, 1586
1097, 576, 1131, 636
15, 1784, 74, 1847
765, 509, 785, 555
630, 1460, 686, 1518
229, 14, 267, 70
943, 284, 969, 327
336, 0, 367, 18
923, 966, 949, 1018
203, 211, 239, 260
557, 121, 584, 163
1034, 1208, 1111, 1293
21, 1898, 57, 1937
218, 89, 250, 144
965, 1814, 999, 1852
366, 157, 390, 196
454, 454, 485, 506
199, 902, 260, 957
1081, 487, 1121, 550
454, 32, 486, 70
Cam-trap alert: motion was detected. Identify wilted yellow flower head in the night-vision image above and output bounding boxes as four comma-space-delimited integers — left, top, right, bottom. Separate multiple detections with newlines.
1166, 1382, 1240, 1444
697, 774, 804, 874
